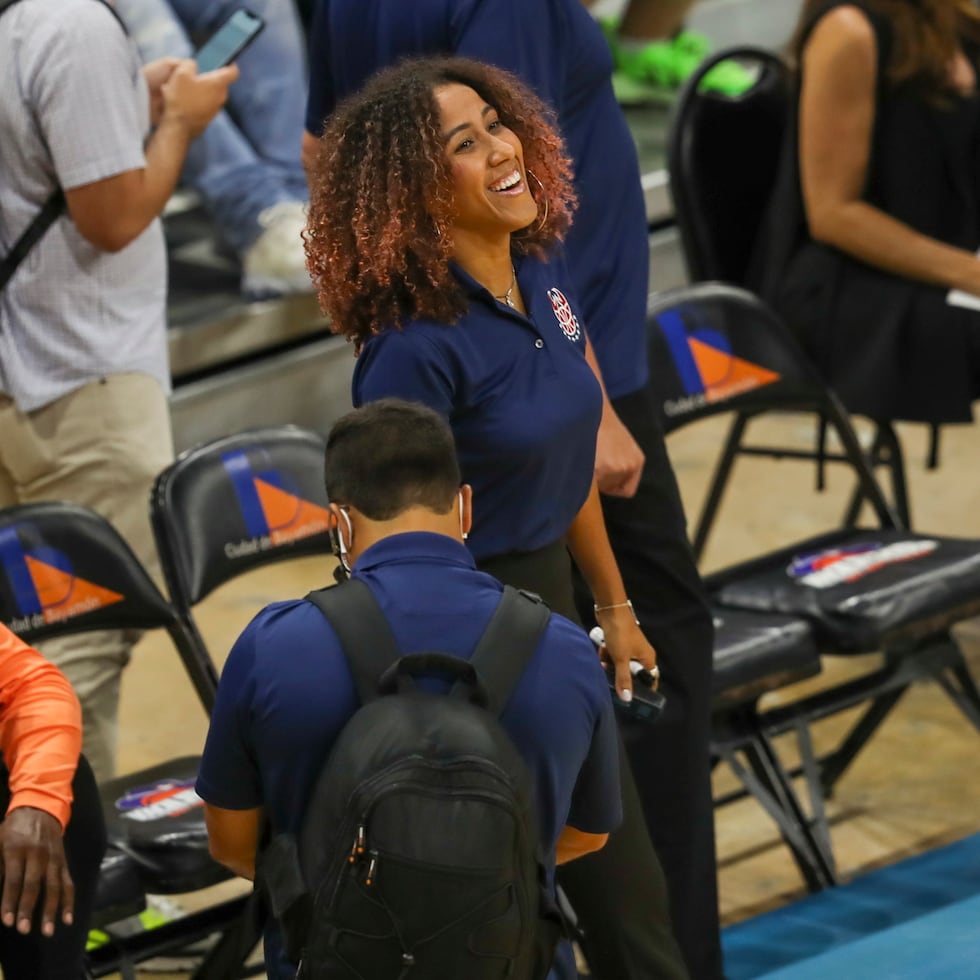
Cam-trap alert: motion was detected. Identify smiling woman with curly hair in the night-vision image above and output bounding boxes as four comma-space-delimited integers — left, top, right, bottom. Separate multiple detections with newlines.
305, 57, 576, 347
304, 52, 656, 684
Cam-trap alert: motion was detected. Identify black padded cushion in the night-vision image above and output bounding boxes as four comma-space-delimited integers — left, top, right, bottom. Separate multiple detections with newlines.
0, 502, 177, 643
711, 528, 980, 651
101, 757, 229, 893
152, 426, 331, 607
647, 284, 826, 434
91, 846, 146, 927
669, 46, 789, 285
712, 608, 820, 707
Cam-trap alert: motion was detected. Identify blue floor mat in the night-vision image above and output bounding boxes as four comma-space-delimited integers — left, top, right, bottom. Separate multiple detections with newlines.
722, 832, 980, 979
756, 892, 980, 978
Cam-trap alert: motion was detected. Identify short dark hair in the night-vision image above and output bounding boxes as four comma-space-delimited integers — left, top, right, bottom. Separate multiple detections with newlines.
324, 399, 461, 520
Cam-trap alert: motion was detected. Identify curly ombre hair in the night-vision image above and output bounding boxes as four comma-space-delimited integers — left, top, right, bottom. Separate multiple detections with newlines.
305, 57, 577, 348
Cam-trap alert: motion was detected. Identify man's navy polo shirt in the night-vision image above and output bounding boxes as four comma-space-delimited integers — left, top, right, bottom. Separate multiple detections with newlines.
306, 0, 650, 401
196, 532, 622, 860
352, 253, 602, 560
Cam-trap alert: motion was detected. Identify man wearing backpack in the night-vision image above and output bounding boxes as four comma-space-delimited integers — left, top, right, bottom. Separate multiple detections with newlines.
197, 399, 623, 980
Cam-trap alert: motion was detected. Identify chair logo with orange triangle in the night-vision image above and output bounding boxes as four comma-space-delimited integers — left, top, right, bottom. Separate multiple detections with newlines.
657, 309, 780, 417
0, 525, 123, 631
221, 449, 331, 558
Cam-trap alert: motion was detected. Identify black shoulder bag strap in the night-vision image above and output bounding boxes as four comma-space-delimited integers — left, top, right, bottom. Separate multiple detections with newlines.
304, 579, 402, 705
0, 0, 127, 294
467, 586, 550, 717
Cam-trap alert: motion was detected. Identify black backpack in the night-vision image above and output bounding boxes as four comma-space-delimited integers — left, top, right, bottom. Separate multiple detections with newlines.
260, 579, 564, 980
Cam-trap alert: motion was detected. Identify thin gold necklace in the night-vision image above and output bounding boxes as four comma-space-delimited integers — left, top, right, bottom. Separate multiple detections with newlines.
493, 264, 517, 309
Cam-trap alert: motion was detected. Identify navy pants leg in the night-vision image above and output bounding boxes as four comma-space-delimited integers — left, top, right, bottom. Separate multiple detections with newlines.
0, 755, 106, 980
574, 384, 723, 980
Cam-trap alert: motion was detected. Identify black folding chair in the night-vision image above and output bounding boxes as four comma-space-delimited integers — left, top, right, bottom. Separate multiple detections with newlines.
0, 502, 253, 980
146, 426, 333, 973
649, 283, 980, 866
668, 46, 911, 550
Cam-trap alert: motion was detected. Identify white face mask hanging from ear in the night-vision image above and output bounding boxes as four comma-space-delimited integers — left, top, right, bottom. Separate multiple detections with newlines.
334, 506, 354, 573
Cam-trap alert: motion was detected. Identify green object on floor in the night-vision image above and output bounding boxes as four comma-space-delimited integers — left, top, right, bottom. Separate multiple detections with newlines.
602, 25, 755, 100
85, 898, 177, 952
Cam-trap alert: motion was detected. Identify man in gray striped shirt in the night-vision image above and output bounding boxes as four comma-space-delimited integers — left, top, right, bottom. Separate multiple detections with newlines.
0, 0, 236, 780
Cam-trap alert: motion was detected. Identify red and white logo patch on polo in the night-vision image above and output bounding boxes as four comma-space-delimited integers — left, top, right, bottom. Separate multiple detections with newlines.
547, 287, 582, 342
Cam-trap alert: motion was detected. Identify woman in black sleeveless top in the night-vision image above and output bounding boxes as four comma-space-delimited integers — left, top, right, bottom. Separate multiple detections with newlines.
756, 0, 980, 424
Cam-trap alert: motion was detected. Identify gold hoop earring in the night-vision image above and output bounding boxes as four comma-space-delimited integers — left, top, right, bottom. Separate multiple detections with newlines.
526, 169, 549, 232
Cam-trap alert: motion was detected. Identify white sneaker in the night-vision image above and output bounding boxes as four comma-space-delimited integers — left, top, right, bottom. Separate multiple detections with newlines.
241, 201, 314, 300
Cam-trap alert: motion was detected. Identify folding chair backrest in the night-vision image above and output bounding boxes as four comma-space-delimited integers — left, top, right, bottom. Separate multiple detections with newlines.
0, 501, 220, 710
0, 502, 176, 642
151, 426, 332, 610
668, 46, 790, 285
648, 283, 828, 429
647, 284, 897, 527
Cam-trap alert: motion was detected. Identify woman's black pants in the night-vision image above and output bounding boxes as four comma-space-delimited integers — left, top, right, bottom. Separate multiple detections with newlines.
480, 383, 723, 980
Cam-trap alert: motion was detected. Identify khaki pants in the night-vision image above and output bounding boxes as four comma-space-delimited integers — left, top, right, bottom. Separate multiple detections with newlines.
0, 374, 174, 781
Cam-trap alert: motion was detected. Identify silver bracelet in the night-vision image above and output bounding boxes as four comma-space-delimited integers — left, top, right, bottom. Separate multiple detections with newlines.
593, 598, 640, 625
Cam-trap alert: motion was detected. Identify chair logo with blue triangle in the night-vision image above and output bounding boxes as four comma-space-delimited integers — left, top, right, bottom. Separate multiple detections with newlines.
0, 524, 124, 631
221, 449, 331, 558
657, 308, 780, 417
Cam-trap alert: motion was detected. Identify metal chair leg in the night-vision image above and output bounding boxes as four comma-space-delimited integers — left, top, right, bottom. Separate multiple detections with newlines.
842, 421, 911, 529
875, 421, 911, 528
718, 739, 835, 891
189, 890, 266, 980
819, 687, 907, 796
792, 718, 836, 877
693, 411, 750, 561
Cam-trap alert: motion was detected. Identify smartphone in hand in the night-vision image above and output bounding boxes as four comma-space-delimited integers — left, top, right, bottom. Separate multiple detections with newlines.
195, 9, 265, 72
590, 627, 666, 724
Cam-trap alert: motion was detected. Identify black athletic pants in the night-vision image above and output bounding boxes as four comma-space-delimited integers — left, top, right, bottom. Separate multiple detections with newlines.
574, 385, 723, 980
0, 755, 106, 980
480, 544, 690, 980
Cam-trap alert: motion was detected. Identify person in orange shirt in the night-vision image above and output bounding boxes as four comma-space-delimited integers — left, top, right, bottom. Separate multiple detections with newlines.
0, 623, 106, 979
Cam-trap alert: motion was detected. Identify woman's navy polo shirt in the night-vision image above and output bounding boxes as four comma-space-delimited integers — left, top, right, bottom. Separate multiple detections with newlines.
352, 253, 602, 560
307, 0, 650, 401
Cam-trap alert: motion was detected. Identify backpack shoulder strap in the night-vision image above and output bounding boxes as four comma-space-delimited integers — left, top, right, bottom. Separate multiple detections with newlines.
469, 586, 551, 717
304, 579, 401, 705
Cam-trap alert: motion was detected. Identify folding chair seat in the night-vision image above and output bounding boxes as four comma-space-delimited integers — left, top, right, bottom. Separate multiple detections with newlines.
0, 502, 249, 979
710, 608, 835, 889
668, 46, 912, 546
713, 529, 980, 652
649, 282, 980, 869
712, 608, 820, 709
